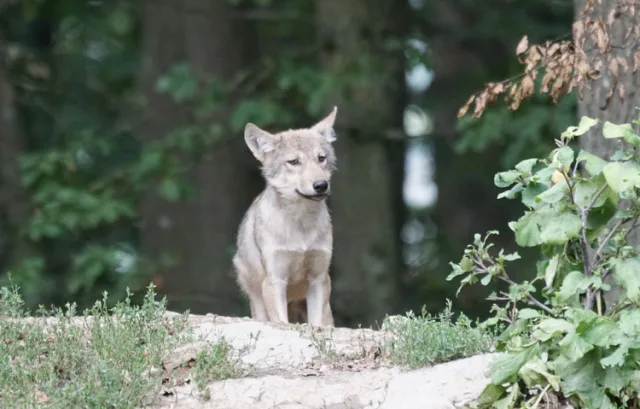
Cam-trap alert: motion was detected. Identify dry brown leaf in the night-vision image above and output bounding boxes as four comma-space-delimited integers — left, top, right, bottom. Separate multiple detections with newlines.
547, 42, 561, 57
623, 26, 633, 44
36, 391, 50, 404
601, 80, 616, 110
633, 51, 640, 72
607, 8, 619, 26
595, 19, 610, 53
608, 58, 619, 76
457, 94, 475, 118
521, 75, 535, 98
617, 56, 629, 73
516, 35, 529, 56
472, 91, 488, 119
618, 83, 626, 104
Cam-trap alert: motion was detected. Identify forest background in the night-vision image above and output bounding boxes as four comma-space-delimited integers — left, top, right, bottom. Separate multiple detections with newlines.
0, 0, 625, 328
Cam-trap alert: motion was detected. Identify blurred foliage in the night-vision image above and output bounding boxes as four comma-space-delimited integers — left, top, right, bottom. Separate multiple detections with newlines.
0, 0, 578, 320
456, 78, 577, 168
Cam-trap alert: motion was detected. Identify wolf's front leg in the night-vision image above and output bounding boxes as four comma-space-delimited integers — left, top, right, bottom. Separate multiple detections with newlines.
261, 251, 291, 323
262, 277, 288, 322
306, 250, 333, 327
306, 275, 331, 326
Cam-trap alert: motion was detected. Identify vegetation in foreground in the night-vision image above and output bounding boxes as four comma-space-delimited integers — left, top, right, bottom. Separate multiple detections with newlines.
0, 275, 499, 408
0, 282, 242, 409
383, 299, 495, 369
449, 117, 640, 409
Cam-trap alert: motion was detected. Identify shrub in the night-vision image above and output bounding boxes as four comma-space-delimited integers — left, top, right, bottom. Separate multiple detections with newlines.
448, 117, 640, 409
384, 300, 494, 368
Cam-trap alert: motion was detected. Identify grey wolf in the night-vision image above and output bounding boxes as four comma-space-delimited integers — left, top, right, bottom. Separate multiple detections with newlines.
233, 107, 338, 327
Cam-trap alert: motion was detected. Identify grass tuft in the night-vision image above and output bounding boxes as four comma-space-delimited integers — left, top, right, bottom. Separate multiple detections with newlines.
383, 299, 494, 368
0, 280, 243, 408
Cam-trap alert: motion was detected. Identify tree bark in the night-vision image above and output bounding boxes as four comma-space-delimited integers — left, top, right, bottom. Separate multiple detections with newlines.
315, 0, 407, 327
0, 36, 32, 274
139, 0, 262, 315
574, 0, 640, 310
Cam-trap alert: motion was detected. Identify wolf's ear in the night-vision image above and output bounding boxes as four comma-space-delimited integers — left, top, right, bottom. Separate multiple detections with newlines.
244, 123, 276, 161
311, 106, 337, 143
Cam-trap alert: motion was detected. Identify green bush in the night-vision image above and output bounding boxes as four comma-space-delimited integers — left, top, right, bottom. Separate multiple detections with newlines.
384, 300, 494, 368
448, 116, 640, 408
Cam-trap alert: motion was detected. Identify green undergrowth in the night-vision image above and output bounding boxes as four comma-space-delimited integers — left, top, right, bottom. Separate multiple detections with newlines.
448, 117, 640, 408
0, 281, 243, 409
383, 300, 496, 368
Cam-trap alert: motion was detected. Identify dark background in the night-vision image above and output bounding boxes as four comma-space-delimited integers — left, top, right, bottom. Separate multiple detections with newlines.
0, 0, 583, 327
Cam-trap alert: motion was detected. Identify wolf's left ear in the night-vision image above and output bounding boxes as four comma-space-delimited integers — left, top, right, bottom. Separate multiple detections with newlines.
311, 106, 337, 143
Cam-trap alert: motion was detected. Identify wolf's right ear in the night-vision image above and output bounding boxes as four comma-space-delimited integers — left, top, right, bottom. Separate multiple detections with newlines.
244, 123, 276, 162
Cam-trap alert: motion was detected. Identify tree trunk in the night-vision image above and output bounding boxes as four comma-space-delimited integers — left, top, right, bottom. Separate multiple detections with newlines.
315, 0, 407, 327
0, 36, 32, 275
574, 0, 640, 310
138, 0, 262, 315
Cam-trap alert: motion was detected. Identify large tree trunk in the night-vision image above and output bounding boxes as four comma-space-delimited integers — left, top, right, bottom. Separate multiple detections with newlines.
0, 36, 31, 275
315, 0, 407, 327
574, 0, 640, 310
139, 0, 262, 315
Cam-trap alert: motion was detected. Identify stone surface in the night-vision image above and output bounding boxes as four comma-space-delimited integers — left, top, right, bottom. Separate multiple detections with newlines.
150, 313, 495, 409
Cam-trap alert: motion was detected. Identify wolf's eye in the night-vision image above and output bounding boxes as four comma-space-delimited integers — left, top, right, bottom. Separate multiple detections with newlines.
287, 159, 300, 165
318, 155, 326, 163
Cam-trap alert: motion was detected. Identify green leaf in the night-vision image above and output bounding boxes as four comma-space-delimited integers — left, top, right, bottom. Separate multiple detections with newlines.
535, 181, 566, 204
600, 344, 629, 368
492, 383, 520, 409
502, 252, 521, 261
544, 254, 559, 288
603, 366, 632, 394
522, 182, 548, 207
580, 317, 624, 347
612, 257, 640, 303
559, 331, 594, 361
577, 150, 607, 176
514, 207, 582, 247
555, 351, 605, 408
480, 274, 492, 286
514, 211, 543, 247
518, 308, 542, 320
159, 178, 181, 202
538, 210, 582, 245
459, 256, 473, 272
618, 309, 640, 336
491, 345, 539, 385
497, 183, 523, 200
494, 170, 520, 188
514, 158, 538, 174
562, 116, 599, 139
555, 146, 575, 167
603, 121, 633, 139
474, 384, 507, 409
557, 271, 588, 302
518, 357, 561, 391
536, 318, 574, 337
573, 179, 606, 208
602, 161, 640, 193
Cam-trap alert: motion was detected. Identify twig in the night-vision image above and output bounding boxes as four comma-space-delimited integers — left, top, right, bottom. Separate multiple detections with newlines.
495, 275, 554, 314
592, 217, 626, 265
472, 257, 554, 314
587, 184, 608, 209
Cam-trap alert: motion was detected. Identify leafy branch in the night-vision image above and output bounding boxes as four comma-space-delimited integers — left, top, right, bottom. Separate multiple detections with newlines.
448, 116, 640, 408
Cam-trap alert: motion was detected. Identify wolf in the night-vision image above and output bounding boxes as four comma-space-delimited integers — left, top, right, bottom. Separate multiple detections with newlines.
232, 107, 338, 327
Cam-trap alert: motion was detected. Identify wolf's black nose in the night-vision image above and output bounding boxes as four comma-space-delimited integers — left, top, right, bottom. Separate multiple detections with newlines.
313, 180, 329, 193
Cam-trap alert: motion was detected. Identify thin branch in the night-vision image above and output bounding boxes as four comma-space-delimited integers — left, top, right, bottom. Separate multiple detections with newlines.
494, 275, 554, 314
587, 184, 608, 210
592, 217, 626, 264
